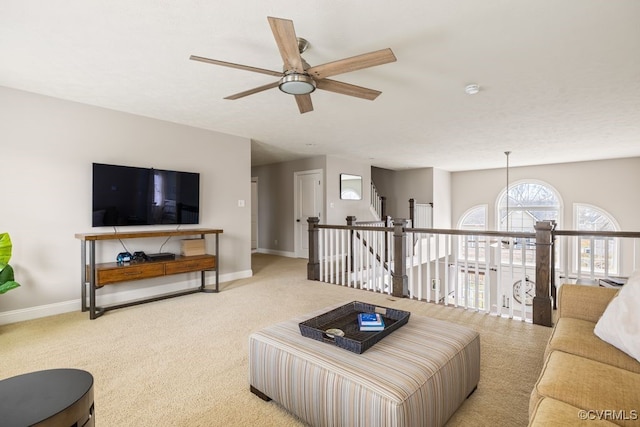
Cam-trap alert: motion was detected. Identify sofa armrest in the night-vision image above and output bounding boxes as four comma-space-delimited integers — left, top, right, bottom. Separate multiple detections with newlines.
557, 284, 619, 322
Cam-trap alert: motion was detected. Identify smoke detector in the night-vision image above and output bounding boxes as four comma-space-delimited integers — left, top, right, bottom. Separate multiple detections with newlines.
465, 84, 480, 95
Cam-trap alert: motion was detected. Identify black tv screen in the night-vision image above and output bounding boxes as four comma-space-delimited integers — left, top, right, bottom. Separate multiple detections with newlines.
92, 163, 200, 227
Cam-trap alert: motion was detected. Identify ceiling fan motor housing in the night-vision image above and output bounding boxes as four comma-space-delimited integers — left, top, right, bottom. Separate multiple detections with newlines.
279, 72, 316, 95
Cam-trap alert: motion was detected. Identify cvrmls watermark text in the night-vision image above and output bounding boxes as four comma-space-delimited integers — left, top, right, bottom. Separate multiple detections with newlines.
578, 409, 638, 421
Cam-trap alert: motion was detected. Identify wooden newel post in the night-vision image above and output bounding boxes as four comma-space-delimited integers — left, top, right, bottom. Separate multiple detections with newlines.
409, 198, 415, 225
307, 217, 320, 280
534, 221, 553, 327
380, 196, 387, 219
392, 218, 408, 297
346, 216, 357, 272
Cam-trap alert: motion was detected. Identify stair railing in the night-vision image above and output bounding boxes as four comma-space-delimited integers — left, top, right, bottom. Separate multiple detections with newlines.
370, 182, 386, 220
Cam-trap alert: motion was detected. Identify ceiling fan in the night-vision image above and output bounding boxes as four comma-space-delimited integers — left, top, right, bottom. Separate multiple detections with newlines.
190, 16, 397, 114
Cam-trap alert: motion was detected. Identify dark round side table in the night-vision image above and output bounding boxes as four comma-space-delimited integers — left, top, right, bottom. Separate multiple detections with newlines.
0, 368, 94, 427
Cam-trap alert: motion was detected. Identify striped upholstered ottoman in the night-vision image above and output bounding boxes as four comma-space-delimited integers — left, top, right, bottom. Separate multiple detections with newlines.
249, 305, 480, 427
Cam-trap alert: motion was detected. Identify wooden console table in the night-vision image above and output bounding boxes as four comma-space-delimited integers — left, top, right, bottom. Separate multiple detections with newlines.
76, 228, 222, 319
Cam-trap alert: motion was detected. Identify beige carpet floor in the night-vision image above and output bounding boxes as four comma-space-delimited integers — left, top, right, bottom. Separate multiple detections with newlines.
0, 254, 551, 426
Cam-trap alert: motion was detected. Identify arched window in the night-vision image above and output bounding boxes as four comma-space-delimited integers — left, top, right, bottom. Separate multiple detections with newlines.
496, 180, 562, 265
454, 205, 489, 308
457, 205, 487, 261
497, 180, 561, 232
458, 205, 487, 231
574, 204, 620, 276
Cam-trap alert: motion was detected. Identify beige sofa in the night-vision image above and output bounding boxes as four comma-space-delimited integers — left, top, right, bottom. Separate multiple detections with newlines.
528, 284, 640, 426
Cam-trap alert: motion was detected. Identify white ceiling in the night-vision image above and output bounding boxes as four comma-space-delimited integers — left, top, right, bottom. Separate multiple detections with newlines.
2, 1, 639, 171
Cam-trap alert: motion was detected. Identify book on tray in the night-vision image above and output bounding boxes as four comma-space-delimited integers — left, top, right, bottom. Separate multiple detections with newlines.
358, 312, 382, 325
358, 312, 385, 331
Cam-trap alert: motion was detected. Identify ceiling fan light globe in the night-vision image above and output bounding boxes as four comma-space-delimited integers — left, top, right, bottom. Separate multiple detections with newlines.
279, 74, 316, 95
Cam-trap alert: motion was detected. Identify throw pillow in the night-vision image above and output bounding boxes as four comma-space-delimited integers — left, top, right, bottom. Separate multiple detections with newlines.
594, 271, 640, 363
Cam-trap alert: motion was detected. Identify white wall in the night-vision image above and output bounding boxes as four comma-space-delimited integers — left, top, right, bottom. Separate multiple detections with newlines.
393, 168, 434, 220
451, 157, 640, 277
432, 168, 452, 228
252, 156, 325, 255
371, 167, 432, 219
251, 155, 375, 256
325, 156, 373, 224
451, 157, 640, 231
0, 87, 252, 323
371, 166, 452, 227
371, 166, 395, 217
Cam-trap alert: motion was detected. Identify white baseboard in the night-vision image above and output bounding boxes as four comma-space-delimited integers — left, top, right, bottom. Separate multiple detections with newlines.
0, 269, 252, 325
255, 248, 297, 258
0, 300, 80, 325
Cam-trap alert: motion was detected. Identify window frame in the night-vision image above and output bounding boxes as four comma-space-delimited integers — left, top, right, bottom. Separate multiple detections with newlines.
495, 179, 563, 232
573, 203, 620, 277
457, 204, 488, 262
495, 179, 563, 267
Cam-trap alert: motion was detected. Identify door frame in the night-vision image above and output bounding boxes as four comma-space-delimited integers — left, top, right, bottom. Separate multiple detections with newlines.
293, 169, 324, 258
251, 177, 258, 252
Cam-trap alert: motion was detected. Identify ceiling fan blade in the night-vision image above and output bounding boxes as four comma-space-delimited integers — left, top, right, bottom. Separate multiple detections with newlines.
316, 79, 382, 101
267, 17, 304, 73
295, 94, 313, 114
190, 55, 282, 77
307, 48, 396, 80
224, 81, 280, 100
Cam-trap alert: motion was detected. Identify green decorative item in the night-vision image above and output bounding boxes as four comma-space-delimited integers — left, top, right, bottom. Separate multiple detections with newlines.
0, 233, 20, 294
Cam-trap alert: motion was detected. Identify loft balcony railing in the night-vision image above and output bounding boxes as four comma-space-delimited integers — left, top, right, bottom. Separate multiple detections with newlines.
307, 217, 640, 327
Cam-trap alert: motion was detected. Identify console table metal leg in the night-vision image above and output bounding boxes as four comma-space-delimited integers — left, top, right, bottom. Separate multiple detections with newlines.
215, 232, 219, 292
200, 233, 206, 291
80, 240, 87, 312
89, 240, 97, 320
200, 232, 220, 294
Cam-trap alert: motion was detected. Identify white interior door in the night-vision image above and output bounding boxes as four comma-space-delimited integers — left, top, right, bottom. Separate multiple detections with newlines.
294, 170, 323, 258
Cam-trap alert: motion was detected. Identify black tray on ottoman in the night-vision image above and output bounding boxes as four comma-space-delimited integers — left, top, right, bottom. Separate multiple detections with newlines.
298, 301, 410, 353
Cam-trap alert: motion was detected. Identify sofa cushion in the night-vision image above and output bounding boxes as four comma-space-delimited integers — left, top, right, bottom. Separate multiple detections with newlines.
558, 284, 619, 323
594, 273, 640, 363
531, 351, 640, 427
529, 397, 617, 426
547, 317, 640, 374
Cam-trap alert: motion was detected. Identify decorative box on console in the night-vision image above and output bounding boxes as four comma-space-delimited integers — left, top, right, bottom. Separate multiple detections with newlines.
180, 238, 206, 256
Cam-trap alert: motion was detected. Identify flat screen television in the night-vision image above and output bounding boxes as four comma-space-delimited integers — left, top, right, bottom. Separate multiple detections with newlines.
92, 163, 200, 227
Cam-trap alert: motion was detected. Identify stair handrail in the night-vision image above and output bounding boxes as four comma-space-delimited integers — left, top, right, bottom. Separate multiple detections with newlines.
370, 182, 386, 220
